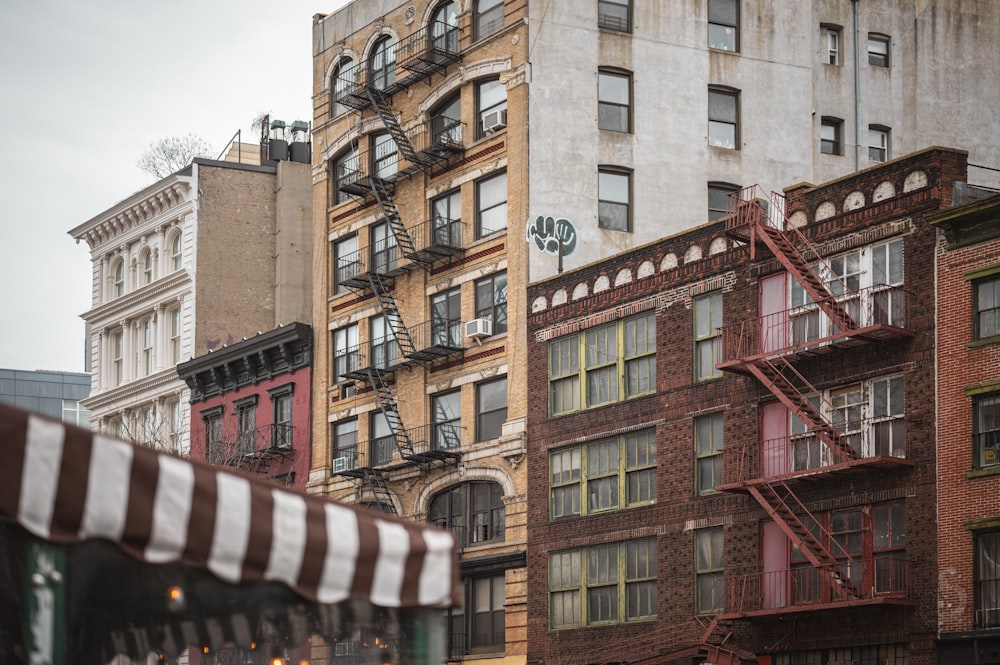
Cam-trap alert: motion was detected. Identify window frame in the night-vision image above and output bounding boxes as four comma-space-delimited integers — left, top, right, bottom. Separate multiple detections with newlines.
598, 69, 632, 133
332, 324, 359, 383
820, 116, 843, 155
141, 248, 153, 285
474, 0, 504, 41
476, 78, 507, 140
474, 271, 508, 335
548, 538, 657, 629
141, 318, 154, 376
974, 392, 1000, 470
868, 33, 890, 67
975, 530, 1000, 629
695, 527, 724, 614
235, 395, 258, 456
548, 311, 656, 416
432, 188, 462, 247
475, 170, 508, 238
332, 418, 359, 469
476, 376, 508, 442
331, 146, 360, 207
202, 406, 224, 463
868, 125, 890, 163
430, 94, 462, 146
598, 168, 632, 231
268, 383, 294, 448
369, 36, 396, 91
707, 0, 739, 52
110, 329, 123, 386
332, 234, 359, 294
168, 307, 181, 365
694, 291, 723, 381
974, 275, 1000, 341
708, 88, 739, 150
708, 182, 739, 222
431, 287, 462, 348
548, 428, 656, 519
823, 25, 841, 65
370, 410, 394, 466
429, 481, 505, 547
170, 232, 183, 272
431, 2, 459, 53
330, 56, 355, 117
432, 390, 462, 451
112, 259, 125, 298
597, 0, 630, 32
695, 412, 725, 495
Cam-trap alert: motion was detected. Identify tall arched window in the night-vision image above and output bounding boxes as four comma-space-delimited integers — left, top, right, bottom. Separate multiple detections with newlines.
369, 37, 396, 91
170, 232, 183, 272
330, 57, 354, 117
140, 248, 153, 284
431, 1, 458, 52
112, 259, 125, 298
429, 481, 504, 546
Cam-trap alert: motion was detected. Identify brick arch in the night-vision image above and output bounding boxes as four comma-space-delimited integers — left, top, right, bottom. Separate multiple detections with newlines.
413, 465, 517, 520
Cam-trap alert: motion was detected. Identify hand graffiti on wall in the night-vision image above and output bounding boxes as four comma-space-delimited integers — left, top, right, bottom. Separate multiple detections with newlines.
526, 215, 577, 257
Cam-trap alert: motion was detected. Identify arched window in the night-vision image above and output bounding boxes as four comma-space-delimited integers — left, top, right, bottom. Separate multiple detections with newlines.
140, 248, 153, 285
170, 232, 182, 272
112, 259, 125, 298
330, 57, 354, 117
369, 36, 395, 91
431, 1, 458, 52
429, 481, 504, 546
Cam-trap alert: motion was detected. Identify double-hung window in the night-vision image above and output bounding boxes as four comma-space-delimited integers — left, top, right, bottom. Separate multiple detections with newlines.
708, 182, 739, 222
203, 407, 224, 463
236, 396, 257, 456
869, 126, 890, 163
141, 249, 153, 285
475, 272, 508, 334
974, 393, 1000, 470
432, 390, 462, 450
708, 89, 739, 149
694, 292, 723, 381
868, 33, 890, 67
269, 385, 293, 448
330, 57, 354, 117
695, 527, 724, 613
549, 538, 657, 629
432, 189, 462, 247
170, 233, 183, 272
370, 220, 398, 274
708, 0, 739, 51
370, 411, 394, 465
975, 275, 1000, 340
598, 70, 631, 133
168, 308, 181, 364
548, 312, 655, 415
476, 78, 507, 139
476, 171, 508, 238
332, 324, 358, 382
823, 25, 841, 65
598, 169, 631, 230
476, 377, 507, 442
141, 319, 154, 376
332, 234, 359, 294
976, 531, 1000, 628
371, 132, 398, 181
370, 316, 399, 370
332, 419, 358, 471
113, 260, 125, 298
474, 0, 504, 41
331, 146, 360, 205
111, 329, 123, 386
369, 36, 396, 91
820, 117, 842, 155
431, 287, 462, 348
598, 0, 630, 32
695, 413, 724, 494
549, 429, 656, 518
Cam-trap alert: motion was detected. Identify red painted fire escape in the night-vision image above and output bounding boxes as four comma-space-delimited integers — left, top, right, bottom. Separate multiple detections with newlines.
717, 187, 914, 617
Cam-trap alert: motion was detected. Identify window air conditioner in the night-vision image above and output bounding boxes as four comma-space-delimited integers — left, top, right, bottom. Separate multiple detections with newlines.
481, 109, 507, 134
332, 456, 349, 472
464, 318, 493, 340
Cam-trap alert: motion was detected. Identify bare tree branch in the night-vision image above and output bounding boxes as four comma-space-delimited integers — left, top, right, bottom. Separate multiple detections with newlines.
136, 134, 214, 180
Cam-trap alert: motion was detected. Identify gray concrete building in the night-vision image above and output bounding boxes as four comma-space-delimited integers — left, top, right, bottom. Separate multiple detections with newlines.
0, 368, 91, 425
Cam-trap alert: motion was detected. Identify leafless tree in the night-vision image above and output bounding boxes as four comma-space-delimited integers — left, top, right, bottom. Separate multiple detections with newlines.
136, 134, 214, 180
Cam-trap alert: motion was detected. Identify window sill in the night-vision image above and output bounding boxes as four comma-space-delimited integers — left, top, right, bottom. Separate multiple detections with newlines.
967, 466, 1000, 480
969, 335, 1000, 349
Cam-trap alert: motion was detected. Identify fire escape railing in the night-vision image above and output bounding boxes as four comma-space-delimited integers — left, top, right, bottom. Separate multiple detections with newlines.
206, 424, 296, 478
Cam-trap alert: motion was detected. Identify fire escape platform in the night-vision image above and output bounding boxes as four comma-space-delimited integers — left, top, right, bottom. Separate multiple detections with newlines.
718, 324, 914, 374
717, 454, 915, 493
716, 594, 915, 621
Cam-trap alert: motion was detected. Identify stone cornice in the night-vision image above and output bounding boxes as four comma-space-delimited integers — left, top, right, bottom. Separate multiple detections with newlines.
83, 370, 187, 412
83, 269, 191, 326
70, 176, 195, 250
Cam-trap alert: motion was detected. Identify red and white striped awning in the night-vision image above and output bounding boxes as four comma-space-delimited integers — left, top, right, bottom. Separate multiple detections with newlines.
0, 403, 459, 610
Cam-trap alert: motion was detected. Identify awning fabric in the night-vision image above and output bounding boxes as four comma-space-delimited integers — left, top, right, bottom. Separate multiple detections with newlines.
0, 403, 459, 610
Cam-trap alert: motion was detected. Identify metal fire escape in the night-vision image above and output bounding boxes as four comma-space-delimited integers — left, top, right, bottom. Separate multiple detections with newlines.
718, 187, 913, 614
330, 22, 465, 504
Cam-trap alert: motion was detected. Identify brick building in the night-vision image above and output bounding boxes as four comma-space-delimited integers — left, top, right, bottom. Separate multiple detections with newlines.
929, 191, 1000, 664
526, 147, 973, 665
177, 322, 313, 490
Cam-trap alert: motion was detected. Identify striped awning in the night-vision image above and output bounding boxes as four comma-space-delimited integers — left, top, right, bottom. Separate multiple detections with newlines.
0, 402, 459, 610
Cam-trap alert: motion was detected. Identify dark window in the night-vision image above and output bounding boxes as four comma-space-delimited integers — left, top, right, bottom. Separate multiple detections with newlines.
429, 481, 505, 546
869, 125, 890, 163
476, 171, 507, 238
974, 393, 1000, 470
694, 292, 723, 381
370, 315, 400, 369
269, 384, 294, 448
598, 169, 631, 231
330, 57, 354, 116
695, 412, 724, 494
474, 0, 504, 41
475, 272, 508, 334
370, 220, 399, 274
202, 406, 224, 464
820, 117, 842, 155
708, 0, 739, 52
369, 36, 396, 90
868, 33, 890, 67
975, 276, 1000, 340
235, 396, 258, 456
598, 70, 631, 133
708, 88, 739, 149
476, 78, 507, 139
431, 287, 462, 348
332, 324, 359, 382
470, 576, 505, 651
371, 132, 398, 180
431, 2, 459, 53
331, 146, 360, 205
371, 411, 394, 466
432, 189, 462, 247
432, 391, 462, 450
598, 0, 630, 32
976, 531, 1000, 628
332, 419, 358, 471
431, 94, 462, 146
708, 182, 739, 221
695, 527, 724, 613
332, 234, 359, 293
476, 377, 507, 441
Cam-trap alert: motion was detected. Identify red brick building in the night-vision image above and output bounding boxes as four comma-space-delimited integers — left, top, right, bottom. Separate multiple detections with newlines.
929, 191, 1000, 664
177, 322, 312, 489
526, 148, 972, 665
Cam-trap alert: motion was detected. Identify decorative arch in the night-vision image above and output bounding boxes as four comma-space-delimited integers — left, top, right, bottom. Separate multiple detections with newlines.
873, 181, 896, 202
414, 465, 516, 519
815, 201, 837, 221
552, 288, 568, 306
637, 260, 655, 279
660, 253, 678, 272
572, 282, 589, 300
594, 275, 611, 293
614, 268, 633, 286
903, 170, 928, 192
684, 244, 702, 263
532, 296, 548, 312
322, 48, 360, 92
708, 237, 728, 256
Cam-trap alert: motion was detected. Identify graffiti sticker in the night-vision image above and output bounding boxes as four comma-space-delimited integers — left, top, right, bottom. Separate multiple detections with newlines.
526, 215, 577, 257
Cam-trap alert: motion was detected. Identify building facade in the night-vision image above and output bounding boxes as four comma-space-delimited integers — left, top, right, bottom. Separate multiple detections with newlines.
0, 368, 91, 425
70, 144, 313, 455
310, 2, 529, 663
526, 147, 971, 665
177, 322, 313, 490
930, 192, 1000, 664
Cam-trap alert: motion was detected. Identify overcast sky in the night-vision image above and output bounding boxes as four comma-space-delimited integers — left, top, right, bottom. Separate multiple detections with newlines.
0, 0, 349, 373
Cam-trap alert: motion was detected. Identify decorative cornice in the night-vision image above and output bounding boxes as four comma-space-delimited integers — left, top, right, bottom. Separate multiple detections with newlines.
83, 269, 191, 325
83, 371, 187, 412
70, 177, 195, 250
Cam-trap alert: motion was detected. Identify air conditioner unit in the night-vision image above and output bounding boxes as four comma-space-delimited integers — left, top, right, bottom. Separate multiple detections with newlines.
465, 318, 493, 339
332, 456, 349, 472
481, 109, 507, 134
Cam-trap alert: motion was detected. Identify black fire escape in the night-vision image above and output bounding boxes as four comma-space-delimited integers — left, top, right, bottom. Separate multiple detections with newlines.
329, 22, 466, 510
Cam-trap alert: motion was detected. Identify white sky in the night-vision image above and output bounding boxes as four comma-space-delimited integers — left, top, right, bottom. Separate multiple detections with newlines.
0, 0, 350, 373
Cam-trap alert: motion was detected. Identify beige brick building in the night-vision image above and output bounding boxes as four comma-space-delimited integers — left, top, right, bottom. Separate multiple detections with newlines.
309, 1, 529, 663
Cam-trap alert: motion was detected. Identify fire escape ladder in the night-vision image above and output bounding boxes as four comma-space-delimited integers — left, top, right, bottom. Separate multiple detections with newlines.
358, 468, 397, 514
366, 270, 418, 360
747, 482, 862, 600
369, 175, 422, 264
366, 86, 421, 167
362, 366, 416, 460
746, 356, 859, 463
